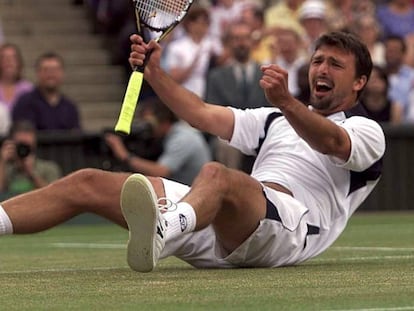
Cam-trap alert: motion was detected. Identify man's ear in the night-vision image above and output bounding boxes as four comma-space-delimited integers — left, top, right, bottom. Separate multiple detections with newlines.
353, 75, 368, 92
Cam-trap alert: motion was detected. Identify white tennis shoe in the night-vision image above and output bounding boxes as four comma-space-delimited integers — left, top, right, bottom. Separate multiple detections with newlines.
120, 174, 168, 273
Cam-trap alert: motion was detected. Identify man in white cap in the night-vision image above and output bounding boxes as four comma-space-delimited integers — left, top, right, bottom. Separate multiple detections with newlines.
298, 0, 329, 55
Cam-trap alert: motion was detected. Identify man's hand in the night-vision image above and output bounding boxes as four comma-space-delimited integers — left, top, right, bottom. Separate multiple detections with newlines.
104, 133, 130, 162
259, 64, 294, 110
129, 34, 162, 78
0, 140, 16, 163
20, 154, 36, 176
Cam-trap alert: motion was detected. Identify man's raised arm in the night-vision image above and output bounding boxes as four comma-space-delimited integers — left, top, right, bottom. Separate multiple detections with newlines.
129, 34, 235, 141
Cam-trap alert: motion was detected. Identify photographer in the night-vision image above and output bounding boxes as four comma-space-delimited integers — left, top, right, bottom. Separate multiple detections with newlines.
0, 121, 62, 198
104, 97, 212, 185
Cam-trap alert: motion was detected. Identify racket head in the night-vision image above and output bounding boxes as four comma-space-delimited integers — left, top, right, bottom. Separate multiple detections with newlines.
134, 0, 193, 32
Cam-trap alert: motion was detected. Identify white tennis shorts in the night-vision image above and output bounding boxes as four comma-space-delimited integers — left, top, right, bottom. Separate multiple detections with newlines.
160, 178, 312, 268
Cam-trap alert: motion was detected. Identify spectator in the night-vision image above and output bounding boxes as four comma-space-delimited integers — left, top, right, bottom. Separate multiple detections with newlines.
164, 6, 224, 98
206, 21, 271, 172
207, 21, 271, 110
376, 0, 414, 39
105, 97, 211, 185
209, 0, 245, 41
12, 52, 81, 131
268, 28, 308, 97
351, 14, 385, 67
325, 0, 354, 32
376, 0, 414, 66
352, 0, 376, 18
0, 121, 62, 198
298, 0, 329, 55
360, 65, 403, 124
0, 103, 10, 136
240, 4, 273, 64
383, 35, 414, 121
0, 43, 33, 112
295, 62, 310, 105
84, 0, 129, 36
265, 0, 305, 37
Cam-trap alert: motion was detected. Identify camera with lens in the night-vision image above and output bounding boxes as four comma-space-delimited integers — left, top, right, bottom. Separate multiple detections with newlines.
16, 143, 32, 159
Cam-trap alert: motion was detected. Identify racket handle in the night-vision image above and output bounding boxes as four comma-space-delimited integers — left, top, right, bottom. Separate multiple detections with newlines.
114, 71, 144, 135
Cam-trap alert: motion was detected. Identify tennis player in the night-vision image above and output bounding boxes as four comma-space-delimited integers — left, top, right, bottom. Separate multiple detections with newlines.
0, 31, 385, 273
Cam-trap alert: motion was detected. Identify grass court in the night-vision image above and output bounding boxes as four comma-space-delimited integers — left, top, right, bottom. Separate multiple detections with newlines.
1, 211, 413, 310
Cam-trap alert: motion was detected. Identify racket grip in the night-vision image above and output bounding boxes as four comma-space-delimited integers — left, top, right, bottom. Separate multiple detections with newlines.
114, 71, 144, 135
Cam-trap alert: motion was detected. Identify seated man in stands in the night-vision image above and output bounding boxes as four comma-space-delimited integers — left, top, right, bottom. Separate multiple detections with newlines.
12, 52, 81, 131
0, 121, 62, 198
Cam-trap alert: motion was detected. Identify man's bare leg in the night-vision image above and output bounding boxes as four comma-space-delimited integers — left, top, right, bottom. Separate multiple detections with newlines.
1, 168, 165, 234
180, 162, 267, 253
120, 162, 268, 272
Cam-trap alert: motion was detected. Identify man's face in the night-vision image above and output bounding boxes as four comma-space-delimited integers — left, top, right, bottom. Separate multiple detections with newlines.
308, 45, 365, 114
13, 131, 36, 149
188, 15, 209, 38
365, 68, 386, 95
36, 58, 64, 92
0, 47, 20, 79
301, 18, 326, 39
385, 39, 404, 68
277, 31, 300, 58
229, 24, 252, 63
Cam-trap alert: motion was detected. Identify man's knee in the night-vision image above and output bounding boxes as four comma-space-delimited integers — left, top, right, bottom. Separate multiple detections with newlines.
195, 162, 229, 190
54, 168, 103, 199
68, 168, 102, 186
199, 162, 226, 178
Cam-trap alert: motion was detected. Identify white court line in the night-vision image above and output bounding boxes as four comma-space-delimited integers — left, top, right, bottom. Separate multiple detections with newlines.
313, 254, 414, 263
51, 242, 125, 249
48, 243, 414, 263
49, 243, 414, 264
325, 307, 414, 311
51, 243, 414, 252
50, 243, 414, 257
332, 246, 414, 252
0, 266, 129, 275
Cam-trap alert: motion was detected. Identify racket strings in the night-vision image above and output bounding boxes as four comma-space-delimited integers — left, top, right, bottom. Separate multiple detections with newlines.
136, 0, 190, 29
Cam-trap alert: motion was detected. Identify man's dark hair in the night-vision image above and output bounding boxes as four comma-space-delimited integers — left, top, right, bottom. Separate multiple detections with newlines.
35, 51, 65, 69
360, 65, 390, 101
182, 6, 209, 31
313, 31, 373, 98
8, 120, 36, 137
140, 97, 179, 124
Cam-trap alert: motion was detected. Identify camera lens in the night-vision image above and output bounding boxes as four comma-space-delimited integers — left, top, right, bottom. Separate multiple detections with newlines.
16, 143, 31, 158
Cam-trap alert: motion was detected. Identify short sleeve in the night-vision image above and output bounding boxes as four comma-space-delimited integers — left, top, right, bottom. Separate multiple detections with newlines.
328, 116, 386, 172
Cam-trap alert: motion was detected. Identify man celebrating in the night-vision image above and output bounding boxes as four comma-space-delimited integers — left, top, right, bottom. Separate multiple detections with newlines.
0, 32, 385, 273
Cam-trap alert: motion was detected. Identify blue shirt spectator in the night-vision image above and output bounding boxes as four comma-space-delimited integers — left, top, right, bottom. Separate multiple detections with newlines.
376, 0, 414, 38
11, 52, 81, 131
12, 88, 80, 131
384, 35, 414, 121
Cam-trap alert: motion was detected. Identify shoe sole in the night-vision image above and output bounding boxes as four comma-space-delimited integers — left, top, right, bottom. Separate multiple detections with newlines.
120, 174, 157, 273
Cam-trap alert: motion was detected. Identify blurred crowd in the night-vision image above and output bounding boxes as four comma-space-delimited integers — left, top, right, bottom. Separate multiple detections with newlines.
0, 0, 414, 191
77, 0, 414, 126
77, 0, 414, 172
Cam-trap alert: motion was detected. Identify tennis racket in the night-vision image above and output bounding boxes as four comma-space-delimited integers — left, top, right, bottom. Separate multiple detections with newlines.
114, 0, 194, 135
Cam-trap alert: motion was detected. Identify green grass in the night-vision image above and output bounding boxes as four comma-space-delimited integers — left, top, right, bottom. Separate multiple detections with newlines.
1, 212, 414, 311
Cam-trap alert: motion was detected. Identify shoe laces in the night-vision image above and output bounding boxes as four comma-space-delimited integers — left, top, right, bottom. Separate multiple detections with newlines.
157, 197, 177, 213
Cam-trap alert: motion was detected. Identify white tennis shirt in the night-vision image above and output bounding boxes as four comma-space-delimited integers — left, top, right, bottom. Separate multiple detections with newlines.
228, 106, 386, 260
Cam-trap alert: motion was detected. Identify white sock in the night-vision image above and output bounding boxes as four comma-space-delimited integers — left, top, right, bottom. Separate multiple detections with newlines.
163, 202, 196, 240
0, 205, 13, 235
